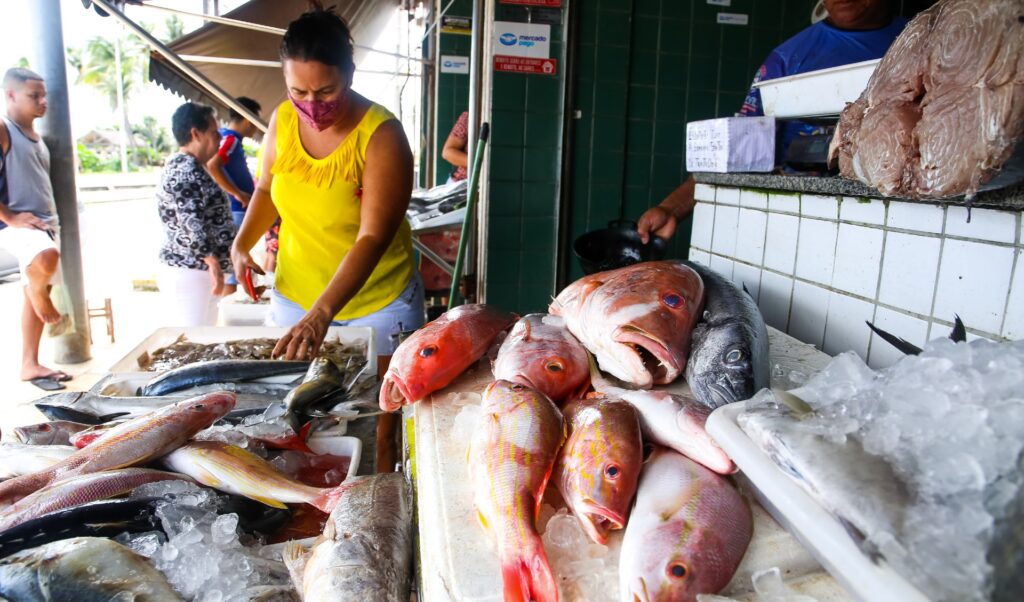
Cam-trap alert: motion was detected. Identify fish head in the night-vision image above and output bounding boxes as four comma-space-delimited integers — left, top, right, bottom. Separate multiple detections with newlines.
176, 391, 237, 424
688, 320, 758, 408
14, 423, 56, 445
595, 263, 704, 386
559, 398, 643, 544
494, 315, 590, 403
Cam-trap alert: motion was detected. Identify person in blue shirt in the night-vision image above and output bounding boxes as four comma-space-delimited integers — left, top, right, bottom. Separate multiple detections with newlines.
637, 0, 906, 245
206, 96, 261, 293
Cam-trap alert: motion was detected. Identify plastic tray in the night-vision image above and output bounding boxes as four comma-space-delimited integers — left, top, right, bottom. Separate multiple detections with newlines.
306, 434, 362, 483
706, 402, 929, 602
752, 59, 879, 119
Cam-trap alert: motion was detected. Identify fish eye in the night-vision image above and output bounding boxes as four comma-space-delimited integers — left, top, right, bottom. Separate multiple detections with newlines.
667, 562, 688, 579
662, 293, 684, 309
39, 424, 51, 431
191, 404, 205, 410
604, 463, 621, 479
545, 359, 564, 373
419, 345, 438, 358
725, 349, 745, 363
511, 383, 525, 391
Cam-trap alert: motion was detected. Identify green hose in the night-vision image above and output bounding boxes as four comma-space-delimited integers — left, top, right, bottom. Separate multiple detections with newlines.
447, 122, 490, 310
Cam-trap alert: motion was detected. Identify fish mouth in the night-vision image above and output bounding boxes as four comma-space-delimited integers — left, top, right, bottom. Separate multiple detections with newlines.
578, 499, 626, 544
706, 381, 741, 408
614, 326, 680, 385
379, 375, 412, 412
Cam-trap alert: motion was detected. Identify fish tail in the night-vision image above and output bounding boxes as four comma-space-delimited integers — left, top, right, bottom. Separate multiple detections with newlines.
279, 422, 315, 453
310, 481, 356, 513
500, 536, 559, 602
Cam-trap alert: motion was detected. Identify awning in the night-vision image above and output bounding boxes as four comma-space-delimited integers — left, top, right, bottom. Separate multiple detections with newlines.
147, 0, 400, 119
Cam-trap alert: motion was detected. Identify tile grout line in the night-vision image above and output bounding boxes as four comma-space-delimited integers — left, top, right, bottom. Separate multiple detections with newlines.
924, 206, 949, 340
996, 212, 1022, 338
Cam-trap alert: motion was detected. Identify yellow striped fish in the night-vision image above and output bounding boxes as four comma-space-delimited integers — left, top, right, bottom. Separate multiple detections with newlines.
469, 380, 565, 602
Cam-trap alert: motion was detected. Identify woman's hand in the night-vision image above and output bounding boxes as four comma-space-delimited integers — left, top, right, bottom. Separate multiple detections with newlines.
274, 305, 332, 360
230, 244, 265, 290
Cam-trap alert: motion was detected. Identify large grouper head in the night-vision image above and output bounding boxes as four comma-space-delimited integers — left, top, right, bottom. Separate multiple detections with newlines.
685, 316, 764, 409
552, 261, 705, 388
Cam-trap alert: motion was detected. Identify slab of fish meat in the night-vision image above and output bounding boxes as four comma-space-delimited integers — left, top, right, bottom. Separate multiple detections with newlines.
283, 473, 412, 602
683, 261, 770, 409
470, 380, 564, 602
0, 468, 190, 534
550, 261, 704, 388
737, 395, 910, 544
141, 359, 311, 396
493, 313, 590, 404
380, 304, 517, 411
554, 395, 642, 545
13, 421, 92, 446
0, 537, 181, 601
589, 357, 735, 474
0, 392, 235, 507
620, 447, 752, 602
0, 444, 75, 479
162, 440, 350, 512
828, 0, 1024, 200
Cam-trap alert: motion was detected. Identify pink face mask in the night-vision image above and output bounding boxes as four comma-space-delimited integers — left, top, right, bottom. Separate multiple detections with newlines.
289, 94, 343, 131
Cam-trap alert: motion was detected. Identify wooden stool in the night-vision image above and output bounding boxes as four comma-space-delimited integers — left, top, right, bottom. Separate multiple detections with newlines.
88, 298, 115, 343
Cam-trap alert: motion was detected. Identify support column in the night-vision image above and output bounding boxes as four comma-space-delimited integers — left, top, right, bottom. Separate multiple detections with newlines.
31, 0, 92, 363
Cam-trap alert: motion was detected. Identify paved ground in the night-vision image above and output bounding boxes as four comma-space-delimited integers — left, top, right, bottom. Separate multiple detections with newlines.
0, 172, 167, 437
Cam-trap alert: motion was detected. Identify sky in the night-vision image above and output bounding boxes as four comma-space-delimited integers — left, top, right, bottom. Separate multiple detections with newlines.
0, 0, 424, 148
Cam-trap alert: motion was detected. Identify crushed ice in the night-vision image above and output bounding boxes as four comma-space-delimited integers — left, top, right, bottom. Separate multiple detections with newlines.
747, 338, 1024, 602
540, 506, 619, 600
119, 481, 291, 601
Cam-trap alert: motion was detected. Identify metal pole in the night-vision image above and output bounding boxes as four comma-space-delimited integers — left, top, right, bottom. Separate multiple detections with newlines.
31, 0, 91, 363
90, 0, 268, 133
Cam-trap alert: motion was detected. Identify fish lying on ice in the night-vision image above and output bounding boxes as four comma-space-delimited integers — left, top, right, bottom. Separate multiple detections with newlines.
380, 304, 517, 411
0, 537, 182, 601
470, 380, 564, 602
550, 261, 704, 388
283, 472, 412, 602
554, 395, 643, 545
0, 444, 76, 479
0, 392, 234, 507
140, 359, 311, 396
683, 261, 770, 409
493, 313, 590, 404
620, 447, 752, 602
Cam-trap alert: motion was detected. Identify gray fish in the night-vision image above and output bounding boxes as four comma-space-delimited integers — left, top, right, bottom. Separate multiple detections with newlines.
283, 473, 412, 602
140, 359, 311, 396
0, 537, 181, 601
13, 421, 92, 446
282, 357, 346, 433
683, 260, 770, 408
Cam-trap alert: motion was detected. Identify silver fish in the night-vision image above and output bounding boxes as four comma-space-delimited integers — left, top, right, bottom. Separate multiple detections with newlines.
0, 536, 182, 601
283, 473, 412, 602
0, 444, 76, 479
13, 421, 92, 446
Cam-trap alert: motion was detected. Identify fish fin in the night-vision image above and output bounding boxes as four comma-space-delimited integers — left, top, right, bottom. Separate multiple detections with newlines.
282, 541, 308, 596
950, 315, 966, 343
500, 537, 558, 602
774, 388, 814, 417
865, 321, 922, 355
251, 495, 289, 510
99, 412, 130, 423
579, 280, 603, 304
586, 351, 613, 394
742, 282, 753, 298
521, 319, 532, 342
476, 509, 489, 531
310, 481, 355, 514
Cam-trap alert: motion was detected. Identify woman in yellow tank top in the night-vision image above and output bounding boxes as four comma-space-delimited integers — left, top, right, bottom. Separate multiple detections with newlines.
231, 6, 423, 358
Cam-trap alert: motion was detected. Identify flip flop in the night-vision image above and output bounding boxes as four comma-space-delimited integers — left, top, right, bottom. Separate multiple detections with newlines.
29, 377, 66, 391
46, 371, 73, 382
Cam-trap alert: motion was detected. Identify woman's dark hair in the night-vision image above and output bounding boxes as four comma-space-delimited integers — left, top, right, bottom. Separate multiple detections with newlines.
280, 4, 355, 76
171, 102, 215, 146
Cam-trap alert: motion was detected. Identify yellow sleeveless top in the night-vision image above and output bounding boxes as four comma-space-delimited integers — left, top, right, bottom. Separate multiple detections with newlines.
270, 100, 414, 320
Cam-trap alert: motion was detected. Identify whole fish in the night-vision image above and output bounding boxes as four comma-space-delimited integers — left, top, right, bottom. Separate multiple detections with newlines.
683, 261, 770, 408
380, 304, 517, 411
493, 313, 590, 404
469, 380, 564, 602
0, 444, 76, 479
0, 537, 181, 601
13, 420, 92, 446
34, 385, 287, 423
282, 357, 346, 433
0, 468, 191, 534
141, 359, 310, 396
0, 392, 235, 507
554, 396, 642, 545
589, 357, 735, 474
161, 440, 350, 512
283, 473, 412, 602
550, 261, 704, 388
620, 447, 752, 602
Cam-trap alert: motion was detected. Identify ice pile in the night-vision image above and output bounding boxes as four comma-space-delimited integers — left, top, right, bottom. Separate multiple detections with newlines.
540, 506, 620, 600
120, 481, 292, 602
748, 338, 1024, 602
697, 567, 819, 602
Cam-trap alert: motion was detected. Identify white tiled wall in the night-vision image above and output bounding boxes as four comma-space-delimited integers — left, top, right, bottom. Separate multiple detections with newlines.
688, 185, 1024, 369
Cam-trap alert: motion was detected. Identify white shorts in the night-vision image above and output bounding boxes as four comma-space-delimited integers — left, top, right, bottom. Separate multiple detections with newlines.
0, 225, 61, 285
156, 263, 220, 327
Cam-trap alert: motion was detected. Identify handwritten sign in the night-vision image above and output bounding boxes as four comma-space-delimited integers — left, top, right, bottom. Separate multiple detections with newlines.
686, 117, 775, 173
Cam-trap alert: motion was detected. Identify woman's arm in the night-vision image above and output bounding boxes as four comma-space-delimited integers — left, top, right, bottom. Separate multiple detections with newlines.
274, 119, 414, 360
231, 111, 281, 281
